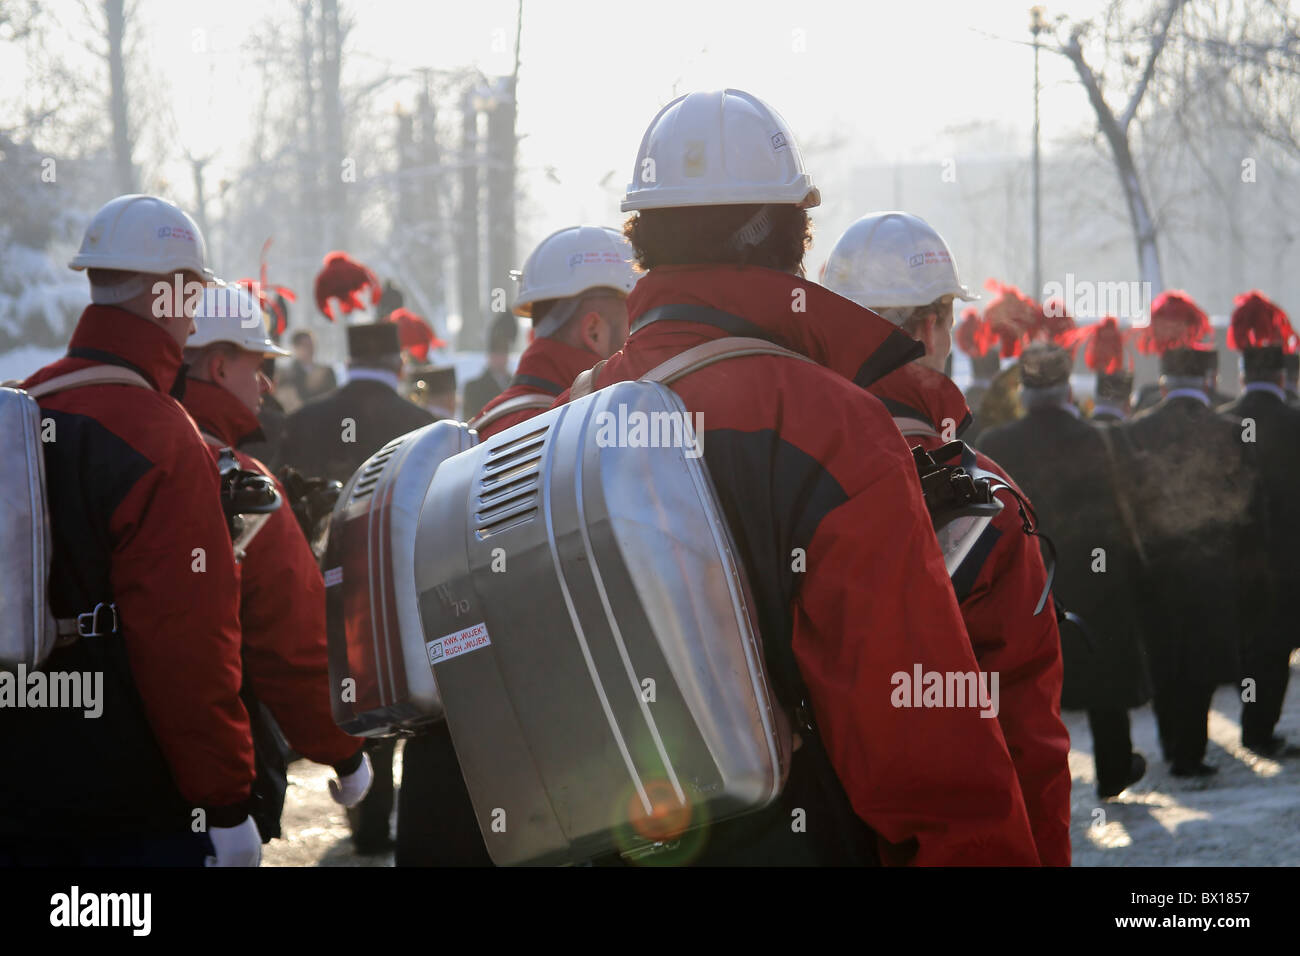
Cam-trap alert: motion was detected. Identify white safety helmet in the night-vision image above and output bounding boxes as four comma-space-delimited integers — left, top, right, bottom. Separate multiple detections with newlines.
188, 284, 291, 357
70, 194, 212, 278
822, 212, 975, 323
621, 89, 820, 212
512, 225, 639, 319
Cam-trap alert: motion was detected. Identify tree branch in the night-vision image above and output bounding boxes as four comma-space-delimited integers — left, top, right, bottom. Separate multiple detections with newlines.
1119, 0, 1189, 133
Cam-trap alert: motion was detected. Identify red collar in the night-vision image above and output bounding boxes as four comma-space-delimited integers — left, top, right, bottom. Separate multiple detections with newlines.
868, 361, 973, 434
60, 305, 185, 393
625, 265, 921, 387
181, 378, 264, 447
513, 336, 600, 395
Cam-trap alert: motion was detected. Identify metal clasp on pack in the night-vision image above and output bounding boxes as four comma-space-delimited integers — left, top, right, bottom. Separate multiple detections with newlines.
77, 602, 119, 638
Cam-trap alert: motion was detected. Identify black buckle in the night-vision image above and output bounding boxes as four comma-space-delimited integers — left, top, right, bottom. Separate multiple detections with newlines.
77, 602, 118, 638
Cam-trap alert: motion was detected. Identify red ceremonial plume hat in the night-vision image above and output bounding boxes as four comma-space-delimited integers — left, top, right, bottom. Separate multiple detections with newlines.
314, 251, 382, 321
388, 308, 447, 362
1228, 290, 1295, 351
1137, 291, 1211, 355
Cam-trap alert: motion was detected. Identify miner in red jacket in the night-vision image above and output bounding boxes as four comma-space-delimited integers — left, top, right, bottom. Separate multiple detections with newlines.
0, 195, 259, 866
182, 284, 372, 842
471, 225, 638, 439
551, 90, 1038, 866
822, 212, 1072, 865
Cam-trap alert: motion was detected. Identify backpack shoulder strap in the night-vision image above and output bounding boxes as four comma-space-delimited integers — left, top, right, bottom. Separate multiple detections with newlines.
468, 393, 555, 431
22, 365, 153, 399
569, 337, 814, 400
893, 415, 940, 438
640, 336, 815, 385
569, 360, 608, 401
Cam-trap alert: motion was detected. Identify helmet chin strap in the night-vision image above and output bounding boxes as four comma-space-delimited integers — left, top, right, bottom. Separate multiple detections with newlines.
89, 273, 149, 305
725, 205, 774, 255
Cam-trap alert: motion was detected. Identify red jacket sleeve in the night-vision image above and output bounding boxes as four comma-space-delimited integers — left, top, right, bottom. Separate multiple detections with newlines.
791, 420, 1040, 866
237, 470, 363, 769
108, 418, 254, 819
958, 468, 1072, 866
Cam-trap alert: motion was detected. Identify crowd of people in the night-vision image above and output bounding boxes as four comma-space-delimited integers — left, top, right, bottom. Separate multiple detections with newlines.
2, 86, 1295, 868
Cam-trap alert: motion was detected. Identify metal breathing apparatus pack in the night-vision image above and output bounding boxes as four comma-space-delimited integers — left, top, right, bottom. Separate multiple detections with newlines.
912, 440, 1059, 618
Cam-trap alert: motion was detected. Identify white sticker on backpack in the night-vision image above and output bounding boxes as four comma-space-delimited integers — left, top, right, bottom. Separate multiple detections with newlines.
323, 566, 343, 588
426, 622, 492, 667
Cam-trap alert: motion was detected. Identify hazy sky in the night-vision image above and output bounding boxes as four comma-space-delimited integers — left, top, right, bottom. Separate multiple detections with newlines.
111, 0, 1116, 255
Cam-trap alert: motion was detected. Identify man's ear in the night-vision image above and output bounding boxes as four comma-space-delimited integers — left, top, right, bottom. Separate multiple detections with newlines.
580, 310, 603, 351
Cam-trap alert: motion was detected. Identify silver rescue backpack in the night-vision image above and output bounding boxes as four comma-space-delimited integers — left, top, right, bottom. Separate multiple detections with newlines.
1, 366, 152, 670
324, 337, 809, 865
323, 337, 1012, 865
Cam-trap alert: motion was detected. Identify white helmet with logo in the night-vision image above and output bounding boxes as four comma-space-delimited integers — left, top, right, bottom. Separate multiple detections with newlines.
512, 225, 639, 319
822, 212, 975, 322
70, 194, 212, 278
188, 284, 290, 356
621, 89, 820, 212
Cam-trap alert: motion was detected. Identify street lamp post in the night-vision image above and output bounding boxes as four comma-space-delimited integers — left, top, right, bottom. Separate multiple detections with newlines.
1030, 5, 1048, 301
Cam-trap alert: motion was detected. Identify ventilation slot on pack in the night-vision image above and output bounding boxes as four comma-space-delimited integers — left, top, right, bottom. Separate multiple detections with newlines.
475, 425, 548, 537
349, 443, 401, 503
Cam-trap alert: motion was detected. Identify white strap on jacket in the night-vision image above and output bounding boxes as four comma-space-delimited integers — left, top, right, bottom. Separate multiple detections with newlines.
892, 415, 940, 439
569, 336, 815, 399
15, 365, 153, 398
468, 393, 554, 431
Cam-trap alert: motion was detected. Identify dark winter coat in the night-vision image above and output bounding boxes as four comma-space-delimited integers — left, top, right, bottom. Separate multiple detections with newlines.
1218, 385, 1300, 653
979, 406, 1152, 712
1114, 394, 1260, 688
277, 376, 434, 484
462, 367, 511, 421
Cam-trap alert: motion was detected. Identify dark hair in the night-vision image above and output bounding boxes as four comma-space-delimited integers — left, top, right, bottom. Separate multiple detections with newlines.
291, 330, 314, 347
623, 204, 812, 274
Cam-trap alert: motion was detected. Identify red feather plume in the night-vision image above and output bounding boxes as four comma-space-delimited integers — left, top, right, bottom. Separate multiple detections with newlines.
314, 251, 381, 321
1065, 316, 1130, 374
236, 238, 296, 337
955, 307, 997, 358
1137, 290, 1211, 355
387, 308, 447, 363
1228, 290, 1293, 351
983, 280, 1040, 358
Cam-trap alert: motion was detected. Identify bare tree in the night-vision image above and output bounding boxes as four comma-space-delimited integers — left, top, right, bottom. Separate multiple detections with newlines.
1053, 0, 1189, 292
104, 0, 136, 194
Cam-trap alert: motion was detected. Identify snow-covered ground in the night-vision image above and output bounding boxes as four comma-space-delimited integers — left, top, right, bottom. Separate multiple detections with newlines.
264, 655, 1300, 867
0, 346, 63, 384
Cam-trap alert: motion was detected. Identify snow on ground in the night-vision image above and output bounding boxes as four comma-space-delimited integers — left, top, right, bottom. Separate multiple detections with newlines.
0, 346, 63, 384
265, 656, 1300, 867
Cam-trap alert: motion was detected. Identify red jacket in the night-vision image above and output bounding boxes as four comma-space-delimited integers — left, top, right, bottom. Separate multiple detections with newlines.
182, 379, 364, 769
555, 266, 1039, 865
870, 362, 1072, 865
4, 306, 253, 834
474, 336, 600, 439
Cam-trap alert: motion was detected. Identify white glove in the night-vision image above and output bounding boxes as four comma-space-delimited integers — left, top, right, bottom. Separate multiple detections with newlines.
205, 816, 262, 867
328, 752, 373, 808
